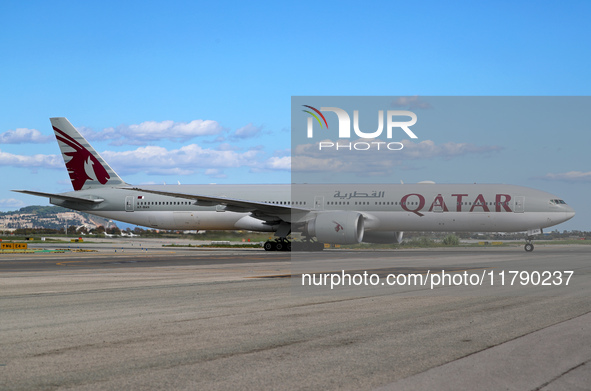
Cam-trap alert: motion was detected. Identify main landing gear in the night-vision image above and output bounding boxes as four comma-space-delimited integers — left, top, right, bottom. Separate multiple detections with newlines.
263, 238, 326, 251
264, 237, 291, 251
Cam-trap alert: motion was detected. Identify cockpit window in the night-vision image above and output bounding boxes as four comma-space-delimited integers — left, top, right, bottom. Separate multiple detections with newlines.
550, 199, 567, 205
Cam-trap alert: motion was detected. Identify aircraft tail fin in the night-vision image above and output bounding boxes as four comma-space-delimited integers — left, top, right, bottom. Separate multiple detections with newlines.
50, 117, 127, 191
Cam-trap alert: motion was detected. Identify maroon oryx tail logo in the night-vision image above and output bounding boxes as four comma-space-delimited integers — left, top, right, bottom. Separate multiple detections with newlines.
333, 221, 344, 232
54, 126, 110, 190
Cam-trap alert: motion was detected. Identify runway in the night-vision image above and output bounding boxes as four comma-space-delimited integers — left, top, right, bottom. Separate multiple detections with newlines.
1, 241, 590, 390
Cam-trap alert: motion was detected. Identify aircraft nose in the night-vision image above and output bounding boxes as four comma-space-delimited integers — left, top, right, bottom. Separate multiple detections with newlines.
563, 205, 575, 222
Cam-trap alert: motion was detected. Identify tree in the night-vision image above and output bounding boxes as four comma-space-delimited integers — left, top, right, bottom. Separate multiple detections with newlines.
107, 227, 121, 235
442, 234, 460, 246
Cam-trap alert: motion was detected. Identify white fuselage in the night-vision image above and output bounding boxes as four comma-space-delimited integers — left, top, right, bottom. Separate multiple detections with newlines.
51, 183, 575, 233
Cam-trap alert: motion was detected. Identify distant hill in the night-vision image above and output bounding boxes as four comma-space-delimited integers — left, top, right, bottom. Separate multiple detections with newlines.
0, 205, 115, 231
0, 205, 72, 217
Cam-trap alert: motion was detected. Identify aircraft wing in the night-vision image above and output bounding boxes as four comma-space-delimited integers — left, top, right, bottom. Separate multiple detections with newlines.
124, 187, 310, 217
12, 190, 104, 204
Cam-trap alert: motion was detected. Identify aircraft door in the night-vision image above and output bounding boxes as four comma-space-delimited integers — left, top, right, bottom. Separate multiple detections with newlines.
314, 196, 325, 210
514, 196, 525, 213
125, 196, 134, 212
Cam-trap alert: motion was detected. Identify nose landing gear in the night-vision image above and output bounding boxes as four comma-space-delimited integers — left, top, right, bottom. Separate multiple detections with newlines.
524, 241, 534, 252
524, 236, 534, 252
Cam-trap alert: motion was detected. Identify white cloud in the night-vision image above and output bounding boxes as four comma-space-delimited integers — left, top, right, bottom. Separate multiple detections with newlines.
0, 141, 274, 177
265, 156, 291, 170
391, 96, 432, 110
0, 137, 503, 180
292, 156, 354, 172
101, 144, 262, 175
400, 139, 503, 159
0, 150, 62, 169
0, 128, 51, 144
233, 123, 263, 139
72, 119, 268, 145
0, 198, 25, 209
81, 119, 225, 145
218, 143, 241, 151
295, 139, 501, 160
143, 168, 195, 176
291, 138, 502, 175
128, 120, 222, 139
543, 171, 591, 182
77, 126, 119, 142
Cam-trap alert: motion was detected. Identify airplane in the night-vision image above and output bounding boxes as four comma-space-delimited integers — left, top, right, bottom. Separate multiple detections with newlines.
120, 231, 140, 238
103, 232, 116, 238
13, 118, 575, 252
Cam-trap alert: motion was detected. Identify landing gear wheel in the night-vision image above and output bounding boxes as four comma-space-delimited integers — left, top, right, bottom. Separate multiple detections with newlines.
264, 238, 291, 251
264, 241, 276, 251
524, 243, 534, 252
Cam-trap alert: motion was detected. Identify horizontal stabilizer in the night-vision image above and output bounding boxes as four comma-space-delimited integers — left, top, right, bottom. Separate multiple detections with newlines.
12, 190, 104, 204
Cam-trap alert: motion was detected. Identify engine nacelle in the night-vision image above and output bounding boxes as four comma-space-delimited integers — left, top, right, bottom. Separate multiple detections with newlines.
361, 231, 404, 244
308, 211, 364, 244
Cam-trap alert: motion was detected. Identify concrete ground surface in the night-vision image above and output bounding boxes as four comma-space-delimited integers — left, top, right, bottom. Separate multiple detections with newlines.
0, 240, 589, 390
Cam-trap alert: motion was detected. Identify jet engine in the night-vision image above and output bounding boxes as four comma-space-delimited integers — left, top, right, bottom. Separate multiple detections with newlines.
307, 211, 364, 244
361, 231, 404, 244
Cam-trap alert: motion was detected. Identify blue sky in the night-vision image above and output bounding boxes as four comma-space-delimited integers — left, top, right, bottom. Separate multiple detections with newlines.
1, 1, 589, 230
